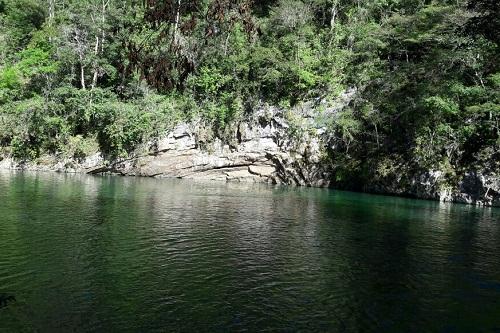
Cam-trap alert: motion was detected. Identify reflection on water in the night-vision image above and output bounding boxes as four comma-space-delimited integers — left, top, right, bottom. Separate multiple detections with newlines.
0, 171, 499, 332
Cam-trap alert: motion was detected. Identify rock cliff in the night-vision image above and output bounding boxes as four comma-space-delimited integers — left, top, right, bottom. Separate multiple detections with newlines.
88, 106, 332, 187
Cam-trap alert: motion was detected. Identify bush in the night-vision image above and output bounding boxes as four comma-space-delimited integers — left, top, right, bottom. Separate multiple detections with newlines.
62, 135, 99, 160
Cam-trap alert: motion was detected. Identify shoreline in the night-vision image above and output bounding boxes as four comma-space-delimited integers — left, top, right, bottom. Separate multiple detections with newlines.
2, 159, 498, 208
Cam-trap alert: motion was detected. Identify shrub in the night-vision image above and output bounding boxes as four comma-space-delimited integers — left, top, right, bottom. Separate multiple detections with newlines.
62, 135, 99, 160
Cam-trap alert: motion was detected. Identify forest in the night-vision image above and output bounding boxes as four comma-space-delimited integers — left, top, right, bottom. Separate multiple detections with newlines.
0, 0, 498, 188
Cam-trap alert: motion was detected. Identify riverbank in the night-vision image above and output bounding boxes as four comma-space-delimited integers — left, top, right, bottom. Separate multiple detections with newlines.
1, 104, 498, 208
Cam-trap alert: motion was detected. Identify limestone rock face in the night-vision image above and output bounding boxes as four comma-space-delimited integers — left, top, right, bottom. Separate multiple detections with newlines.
370, 168, 500, 207
102, 106, 332, 186
442, 172, 500, 207
427, 171, 500, 207
0, 153, 104, 174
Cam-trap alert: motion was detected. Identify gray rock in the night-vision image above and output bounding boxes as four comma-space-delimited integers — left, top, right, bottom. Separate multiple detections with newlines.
75, 104, 331, 187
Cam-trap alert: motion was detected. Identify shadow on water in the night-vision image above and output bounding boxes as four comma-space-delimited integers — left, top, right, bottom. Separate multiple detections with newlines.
0, 293, 16, 309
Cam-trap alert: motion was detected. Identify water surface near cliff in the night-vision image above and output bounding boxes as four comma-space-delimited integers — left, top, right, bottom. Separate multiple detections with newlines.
0, 171, 499, 332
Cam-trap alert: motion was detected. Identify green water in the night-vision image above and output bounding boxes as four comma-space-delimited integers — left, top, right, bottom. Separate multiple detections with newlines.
0, 171, 499, 332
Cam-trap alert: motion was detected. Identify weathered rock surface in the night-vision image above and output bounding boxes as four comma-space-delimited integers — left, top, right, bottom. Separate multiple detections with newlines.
96, 106, 332, 186
369, 168, 500, 207
0, 152, 104, 174
439, 172, 500, 207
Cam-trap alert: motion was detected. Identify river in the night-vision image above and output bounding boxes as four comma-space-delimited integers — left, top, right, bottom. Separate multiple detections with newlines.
0, 171, 499, 332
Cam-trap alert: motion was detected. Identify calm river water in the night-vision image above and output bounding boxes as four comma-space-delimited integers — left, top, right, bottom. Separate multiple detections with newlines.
0, 171, 499, 332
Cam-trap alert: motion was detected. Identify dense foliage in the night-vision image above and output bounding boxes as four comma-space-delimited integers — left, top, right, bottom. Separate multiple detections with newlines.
0, 0, 498, 185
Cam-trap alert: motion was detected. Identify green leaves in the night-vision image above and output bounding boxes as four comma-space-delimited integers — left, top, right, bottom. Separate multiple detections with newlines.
0, 66, 20, 90
189, 66, 231, 97
17, 47, 58, 77
0, 30, 58, 103
424, 96, 460, 116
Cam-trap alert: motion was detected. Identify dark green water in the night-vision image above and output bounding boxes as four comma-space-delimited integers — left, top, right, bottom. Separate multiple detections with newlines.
0, 172, 499, 332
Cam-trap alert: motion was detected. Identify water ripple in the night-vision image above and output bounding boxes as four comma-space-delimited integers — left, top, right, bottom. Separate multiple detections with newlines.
0, 171, 499, 332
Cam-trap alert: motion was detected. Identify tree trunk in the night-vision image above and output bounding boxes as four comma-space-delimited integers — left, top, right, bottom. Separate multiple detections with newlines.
48, 0, 55, 27
173, 0, 181, 45
81, 65, 86, 90
330, 6, 337, 29
91, 0, 109, 90
91, 36, 100, 89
